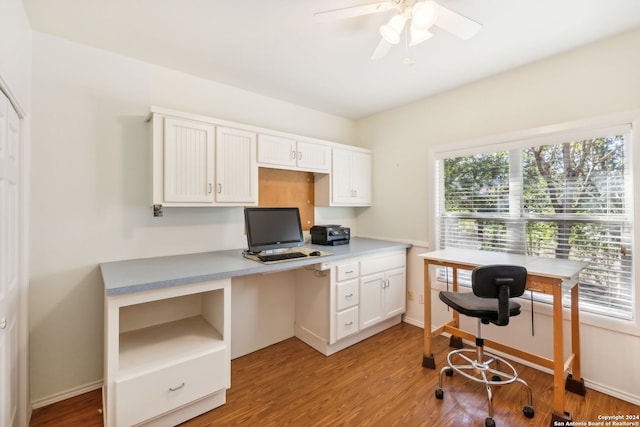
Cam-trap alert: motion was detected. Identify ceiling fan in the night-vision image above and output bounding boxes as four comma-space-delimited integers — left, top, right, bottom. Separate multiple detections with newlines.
314, 0, 482, 60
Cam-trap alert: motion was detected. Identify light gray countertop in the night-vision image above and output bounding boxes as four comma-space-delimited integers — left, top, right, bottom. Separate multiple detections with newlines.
101, 237, 411, 296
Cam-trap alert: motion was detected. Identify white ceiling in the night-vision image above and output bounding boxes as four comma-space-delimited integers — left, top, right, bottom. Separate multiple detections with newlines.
23, 0, 640, 120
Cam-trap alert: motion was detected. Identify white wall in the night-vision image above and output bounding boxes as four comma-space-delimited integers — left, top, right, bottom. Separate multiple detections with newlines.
0, 0, 32, 112
29, 32, 356, 404
356, 28, 640, 403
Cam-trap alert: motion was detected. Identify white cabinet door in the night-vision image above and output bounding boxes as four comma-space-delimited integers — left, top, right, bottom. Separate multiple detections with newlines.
359, 273, 384, 330
383, 268, 406, 318
359, 268, 406, 330
331, 148, 354, 204
163, 117, 215, 203
215, 127, 257, 204
258, 135, 330, 173
257, 134, 296, 168
331, 148, 372, 206
351, 151, 372, 205
296, 140, 331, 172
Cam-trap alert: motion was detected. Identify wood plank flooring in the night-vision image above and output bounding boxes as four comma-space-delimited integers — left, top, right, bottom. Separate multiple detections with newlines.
30, 323, 639, 426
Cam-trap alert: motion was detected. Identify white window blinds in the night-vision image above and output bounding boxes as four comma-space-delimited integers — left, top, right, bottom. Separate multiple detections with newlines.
436, 125, 634, 320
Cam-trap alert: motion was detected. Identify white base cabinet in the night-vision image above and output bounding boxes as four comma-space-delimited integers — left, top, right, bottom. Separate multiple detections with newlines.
104, 279, 231, 427
294, 249, 406, 355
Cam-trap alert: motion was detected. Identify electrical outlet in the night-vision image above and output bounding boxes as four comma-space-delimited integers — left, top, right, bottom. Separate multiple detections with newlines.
419, 294, 424, 304
407, 291, 414, 301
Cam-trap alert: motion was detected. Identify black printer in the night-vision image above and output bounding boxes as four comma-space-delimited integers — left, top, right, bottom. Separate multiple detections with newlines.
310, 225, 350, 246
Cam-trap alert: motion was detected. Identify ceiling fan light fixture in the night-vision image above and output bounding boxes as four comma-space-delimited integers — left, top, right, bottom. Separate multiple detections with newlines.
409, 24, 433, 46
379, 13, 407, 44
412, 1, 440, 30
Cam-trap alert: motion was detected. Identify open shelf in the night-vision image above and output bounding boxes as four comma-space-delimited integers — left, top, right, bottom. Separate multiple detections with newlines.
118, 315, 225, 379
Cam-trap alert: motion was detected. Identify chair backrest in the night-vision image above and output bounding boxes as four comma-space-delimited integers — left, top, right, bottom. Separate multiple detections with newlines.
472, 264, 527, 326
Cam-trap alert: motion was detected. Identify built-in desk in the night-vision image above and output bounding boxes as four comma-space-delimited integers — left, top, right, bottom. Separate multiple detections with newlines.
100, 237, 410, 426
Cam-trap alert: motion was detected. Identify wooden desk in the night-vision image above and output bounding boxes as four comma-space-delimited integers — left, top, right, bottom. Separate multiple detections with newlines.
419, 248, 588, 424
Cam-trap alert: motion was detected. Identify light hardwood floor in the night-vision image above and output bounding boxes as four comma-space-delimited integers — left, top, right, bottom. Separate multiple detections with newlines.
30, 323, 639, 426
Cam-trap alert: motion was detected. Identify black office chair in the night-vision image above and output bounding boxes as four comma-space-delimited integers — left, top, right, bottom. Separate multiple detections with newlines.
434, 264, 534, 427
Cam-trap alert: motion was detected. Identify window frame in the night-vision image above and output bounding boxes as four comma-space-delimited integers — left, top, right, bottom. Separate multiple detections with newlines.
426, 111, 640, 336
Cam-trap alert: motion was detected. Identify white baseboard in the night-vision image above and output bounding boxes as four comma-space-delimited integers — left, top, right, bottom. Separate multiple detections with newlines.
31, 379, 103, 410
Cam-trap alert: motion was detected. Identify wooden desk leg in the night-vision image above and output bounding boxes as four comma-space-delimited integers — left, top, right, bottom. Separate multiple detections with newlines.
566, 284, 586, 395
551, 284, 571, 423
422, 260, 436, 369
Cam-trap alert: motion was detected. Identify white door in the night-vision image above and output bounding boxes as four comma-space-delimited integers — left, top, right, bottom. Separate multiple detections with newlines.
0, 91, 20, 427
351, 151, 372, 205
215, 127, 257, 204
331, 148, 354, 204
163, 117, 215, 203
257, 134, 296, 168
383, 268, 406, 318
359, 273, 384, 329
296, 140, 330, 172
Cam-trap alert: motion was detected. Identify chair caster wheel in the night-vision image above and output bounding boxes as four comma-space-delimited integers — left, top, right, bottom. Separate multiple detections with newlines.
523, 406, 535, 418
435, 388, 444, 399
485, 417, 496, 427
445, 368, 454, 377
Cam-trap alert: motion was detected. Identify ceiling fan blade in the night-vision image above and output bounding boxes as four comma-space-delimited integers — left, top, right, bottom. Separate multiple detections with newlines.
314, 1, 396, 22
370, 38, 392, 60
434, 4, 482, 40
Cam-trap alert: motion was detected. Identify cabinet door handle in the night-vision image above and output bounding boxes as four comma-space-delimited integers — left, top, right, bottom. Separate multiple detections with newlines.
299, 151, 302, 161
218, 183, 222, 194
208, 183, 212, 194
291, 150, 296, 160
0, 318, 6, 329
169, 382, 185, 392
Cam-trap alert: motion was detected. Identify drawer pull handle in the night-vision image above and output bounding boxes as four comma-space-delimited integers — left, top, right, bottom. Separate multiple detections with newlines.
345, 293, 353, 298
169, 382, 185, 392
345, 321, 353, 326
345, 270, 354, 274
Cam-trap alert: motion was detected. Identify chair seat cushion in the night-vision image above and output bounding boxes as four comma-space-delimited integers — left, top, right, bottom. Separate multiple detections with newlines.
439, 291, 521, 322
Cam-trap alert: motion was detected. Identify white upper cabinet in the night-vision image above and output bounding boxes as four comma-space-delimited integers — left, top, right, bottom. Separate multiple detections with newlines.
151, 112, 257, 207
258, 134, 330, 173
163, 117, 215, 204
215, 127, 258, 204
149, 107, 369, 209
324, 148, 372, 206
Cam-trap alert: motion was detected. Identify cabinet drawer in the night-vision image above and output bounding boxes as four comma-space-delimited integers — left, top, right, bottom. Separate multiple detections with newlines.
336, 279, 359, 311
360, 251, 406, 276
337, 262, 359, 281
336, 306, 359, 340
115, 348, 227, 426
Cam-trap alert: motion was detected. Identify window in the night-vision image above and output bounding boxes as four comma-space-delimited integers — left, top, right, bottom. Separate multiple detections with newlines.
436, 124, 634, 321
